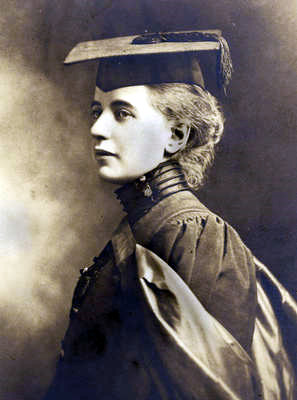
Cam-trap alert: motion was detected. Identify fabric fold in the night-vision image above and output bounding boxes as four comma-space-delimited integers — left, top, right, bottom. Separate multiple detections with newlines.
111, 217, 296, 399
135, 243, 259, 399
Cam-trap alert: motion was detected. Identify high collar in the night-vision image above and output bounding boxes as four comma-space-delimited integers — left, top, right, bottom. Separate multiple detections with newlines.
115, 160, 192, 226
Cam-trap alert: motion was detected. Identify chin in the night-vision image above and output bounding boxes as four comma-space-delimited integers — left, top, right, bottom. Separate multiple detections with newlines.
97, 168, 137, 185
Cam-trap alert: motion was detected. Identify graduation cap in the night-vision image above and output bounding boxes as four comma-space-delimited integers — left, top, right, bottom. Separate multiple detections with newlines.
64, 30, 232, 95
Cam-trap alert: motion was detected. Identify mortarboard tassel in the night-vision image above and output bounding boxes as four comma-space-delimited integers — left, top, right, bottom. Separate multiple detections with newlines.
216, 35, 233, 95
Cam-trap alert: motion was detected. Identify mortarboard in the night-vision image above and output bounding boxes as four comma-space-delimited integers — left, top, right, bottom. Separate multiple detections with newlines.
64, 30, 232, 95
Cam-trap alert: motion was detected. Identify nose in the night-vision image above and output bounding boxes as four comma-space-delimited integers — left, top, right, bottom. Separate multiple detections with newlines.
90, 112, 112, 140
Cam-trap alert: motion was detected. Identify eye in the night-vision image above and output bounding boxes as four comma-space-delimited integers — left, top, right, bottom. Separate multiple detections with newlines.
115, 109, 133, 121
91, 107, 102, 121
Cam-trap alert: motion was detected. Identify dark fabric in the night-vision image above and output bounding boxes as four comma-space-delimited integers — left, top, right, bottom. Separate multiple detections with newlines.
113, 222, 260, 400
96, 52, 206, 92
115, 160, 191, 226
114, 219, 295, 399
132, 189, 257, 353
43, 164, 295, 399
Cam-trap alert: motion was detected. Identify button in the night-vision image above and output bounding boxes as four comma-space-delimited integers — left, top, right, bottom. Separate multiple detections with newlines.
80, 267, 89, 275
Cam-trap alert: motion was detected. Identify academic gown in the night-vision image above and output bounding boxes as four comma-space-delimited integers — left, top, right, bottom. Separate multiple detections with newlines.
44, 161, 296, 400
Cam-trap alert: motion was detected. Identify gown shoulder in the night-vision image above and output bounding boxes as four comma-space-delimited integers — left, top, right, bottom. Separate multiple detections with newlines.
133, 190, 257, 352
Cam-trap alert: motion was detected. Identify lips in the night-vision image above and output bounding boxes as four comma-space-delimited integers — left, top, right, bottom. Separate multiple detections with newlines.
94, 148, 117, 158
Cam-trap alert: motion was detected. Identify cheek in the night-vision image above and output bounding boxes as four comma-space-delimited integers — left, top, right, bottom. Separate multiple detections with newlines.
144, 117, 170, 143
116, 119, 170, 163
136, 132, 165, 162
146, 124, 170, 154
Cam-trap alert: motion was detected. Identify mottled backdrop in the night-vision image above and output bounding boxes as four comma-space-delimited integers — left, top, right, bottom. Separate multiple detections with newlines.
0, 0, 296, 399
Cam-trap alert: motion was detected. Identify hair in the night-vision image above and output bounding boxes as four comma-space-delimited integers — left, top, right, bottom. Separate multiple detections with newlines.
147, 83, 224, 189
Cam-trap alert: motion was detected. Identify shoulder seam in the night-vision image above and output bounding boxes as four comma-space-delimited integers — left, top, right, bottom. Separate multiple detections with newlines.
155, 207, 211, 231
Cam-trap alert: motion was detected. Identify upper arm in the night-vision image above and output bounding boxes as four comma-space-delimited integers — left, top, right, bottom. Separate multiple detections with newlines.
148, 212, 209, 285
147, 211, 257, 351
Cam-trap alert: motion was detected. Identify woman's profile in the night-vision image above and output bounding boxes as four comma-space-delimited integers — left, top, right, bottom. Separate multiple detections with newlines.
44, 30, 296, 399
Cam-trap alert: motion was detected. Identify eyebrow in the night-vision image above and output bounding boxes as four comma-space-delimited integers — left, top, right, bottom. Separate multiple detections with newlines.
90, 99, 136, 112
110, 100, 135, 111
91, 100, 102, 108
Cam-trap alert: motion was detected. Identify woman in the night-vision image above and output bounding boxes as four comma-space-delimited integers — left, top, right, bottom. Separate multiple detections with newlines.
44, 31, 296, 399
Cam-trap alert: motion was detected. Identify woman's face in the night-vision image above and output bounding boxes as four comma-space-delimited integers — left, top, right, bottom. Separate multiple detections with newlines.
90, 85, 173, 184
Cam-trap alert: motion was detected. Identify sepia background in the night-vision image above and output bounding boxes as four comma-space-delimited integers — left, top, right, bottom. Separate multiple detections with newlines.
0, 0, 296, 398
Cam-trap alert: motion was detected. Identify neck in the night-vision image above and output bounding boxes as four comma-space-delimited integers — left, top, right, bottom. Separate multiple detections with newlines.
115, 160, 192, 225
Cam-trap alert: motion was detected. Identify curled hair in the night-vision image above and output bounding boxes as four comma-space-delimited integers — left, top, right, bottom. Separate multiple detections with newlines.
147, 83, 224, 189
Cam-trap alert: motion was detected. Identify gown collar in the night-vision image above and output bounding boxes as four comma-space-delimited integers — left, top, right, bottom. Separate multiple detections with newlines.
115, 160, 192, 226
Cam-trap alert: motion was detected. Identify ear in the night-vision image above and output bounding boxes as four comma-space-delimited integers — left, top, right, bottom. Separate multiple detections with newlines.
165, 123, 191, 154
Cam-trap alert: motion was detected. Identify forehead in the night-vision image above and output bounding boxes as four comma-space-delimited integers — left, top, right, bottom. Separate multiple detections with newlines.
94, 85, 152, 107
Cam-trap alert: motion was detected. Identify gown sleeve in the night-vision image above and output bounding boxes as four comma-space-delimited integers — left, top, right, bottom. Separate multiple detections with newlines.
148, 210, 257, 352
113, 216, 261, 400
133, 212, 296, 399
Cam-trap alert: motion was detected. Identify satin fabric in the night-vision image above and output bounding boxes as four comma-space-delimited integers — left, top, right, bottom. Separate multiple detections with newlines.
252, 257, 297, 399
112, 217, 296, 400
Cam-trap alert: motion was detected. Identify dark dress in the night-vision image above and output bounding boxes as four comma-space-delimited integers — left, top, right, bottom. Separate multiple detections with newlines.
44, 161, 295, 400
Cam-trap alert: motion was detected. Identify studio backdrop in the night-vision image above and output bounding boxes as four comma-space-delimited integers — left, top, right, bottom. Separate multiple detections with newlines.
0, 1, 296, 399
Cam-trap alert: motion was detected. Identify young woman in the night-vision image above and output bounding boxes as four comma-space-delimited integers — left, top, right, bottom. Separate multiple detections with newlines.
44, 31, 296, 400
